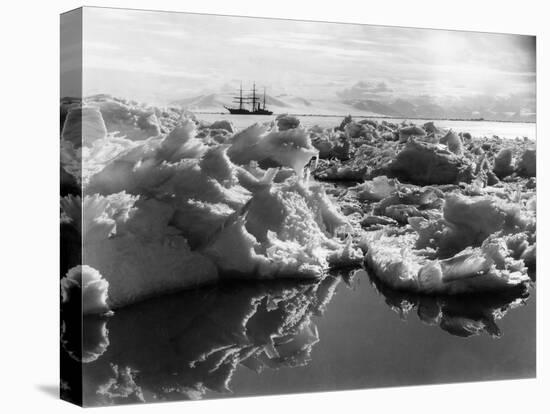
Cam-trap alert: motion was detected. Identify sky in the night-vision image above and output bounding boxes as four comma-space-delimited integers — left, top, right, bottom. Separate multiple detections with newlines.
79, 7, 536, 117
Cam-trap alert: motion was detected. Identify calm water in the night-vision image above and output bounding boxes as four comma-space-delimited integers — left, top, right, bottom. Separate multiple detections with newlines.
197, 113, 536, 141
72, 268, 535, 406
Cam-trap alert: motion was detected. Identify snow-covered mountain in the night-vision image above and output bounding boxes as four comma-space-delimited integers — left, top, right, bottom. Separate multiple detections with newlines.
171, 94, 229, 111
170, 92, 535, 122
170, 93, 384, 117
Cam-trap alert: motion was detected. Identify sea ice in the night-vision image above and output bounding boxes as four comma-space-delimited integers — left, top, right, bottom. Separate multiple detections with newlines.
85, 95, 161, 141
517, 148, 536, 177
388, 140, 474, 185
363, 230, 529, 294
399, 125, 426, 143
61, 105, 356, 309
361, 193, 533, 294
61, 265, 110, 314
493, 148, 514, 178
228, 123, 318, 176
276, 114, 301, 131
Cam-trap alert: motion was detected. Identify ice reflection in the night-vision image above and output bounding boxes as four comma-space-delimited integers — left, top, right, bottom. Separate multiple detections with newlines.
71, 276, 340, 405
62, 268, 534, 406
364, 269, 532, 338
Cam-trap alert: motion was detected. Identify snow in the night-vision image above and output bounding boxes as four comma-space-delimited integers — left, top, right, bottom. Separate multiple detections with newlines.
351, 176, 399, 202
227, 123, 319, 177
60, 98, 535, 307
361, 192, 533, 294
85, 95, 161, 141
61, 265, 110, 315
61, 100, 357, 309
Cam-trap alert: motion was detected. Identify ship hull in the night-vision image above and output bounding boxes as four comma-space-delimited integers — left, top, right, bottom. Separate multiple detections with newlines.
225, 107, 273, 115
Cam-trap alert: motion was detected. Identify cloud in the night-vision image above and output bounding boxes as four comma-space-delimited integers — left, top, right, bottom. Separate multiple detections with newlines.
337, 81, 393, 100
84, 53, 212, 80
80, 7, 536, 115
334, 76, 535, 121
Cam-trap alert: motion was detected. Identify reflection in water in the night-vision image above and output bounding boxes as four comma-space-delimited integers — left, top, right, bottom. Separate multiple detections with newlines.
74, 276, 340, 406
364, 269, 531, 338
61, 268, 533, 406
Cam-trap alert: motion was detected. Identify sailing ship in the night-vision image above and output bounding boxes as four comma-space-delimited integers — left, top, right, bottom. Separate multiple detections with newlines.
224, 83, 273, 115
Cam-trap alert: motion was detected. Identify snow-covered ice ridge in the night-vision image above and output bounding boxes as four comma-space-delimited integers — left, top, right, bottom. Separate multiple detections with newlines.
60, 95, 535, 314
60, 95, 362, 313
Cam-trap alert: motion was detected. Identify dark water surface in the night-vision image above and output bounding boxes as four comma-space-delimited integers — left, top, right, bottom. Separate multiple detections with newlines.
231, 272, 535, 396
69, 268, 535, 406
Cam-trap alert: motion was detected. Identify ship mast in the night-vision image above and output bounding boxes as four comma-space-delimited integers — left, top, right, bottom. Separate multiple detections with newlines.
239, 82, 243, 110
225, 83, 272, 115
252, 82, 257, 111
231, 81, 245, 110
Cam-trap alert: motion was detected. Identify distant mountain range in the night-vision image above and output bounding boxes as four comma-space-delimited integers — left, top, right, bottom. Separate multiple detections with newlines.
171, 92, 535, 122
171, 93, 383, 117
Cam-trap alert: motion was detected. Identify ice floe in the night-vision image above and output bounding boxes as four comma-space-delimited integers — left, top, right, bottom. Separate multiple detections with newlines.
61, 99, 358, 309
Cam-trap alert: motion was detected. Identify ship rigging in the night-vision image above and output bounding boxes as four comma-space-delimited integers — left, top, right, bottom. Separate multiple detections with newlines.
224, 83, 273, 115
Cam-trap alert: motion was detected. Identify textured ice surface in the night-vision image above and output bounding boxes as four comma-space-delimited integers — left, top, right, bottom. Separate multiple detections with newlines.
85, 95, 161, 141
361, 192, 533, 294
61, 103, 356, 309
60, 102, 535, 305
227, 123, 319, 176
61, 265, 110, 314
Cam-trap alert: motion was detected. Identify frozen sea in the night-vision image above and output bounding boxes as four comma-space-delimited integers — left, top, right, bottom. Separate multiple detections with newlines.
197, 113, 536, 141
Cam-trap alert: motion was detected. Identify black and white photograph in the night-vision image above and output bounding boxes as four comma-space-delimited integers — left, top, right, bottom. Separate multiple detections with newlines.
3, 0, 550, 412
57, 5, 539, 407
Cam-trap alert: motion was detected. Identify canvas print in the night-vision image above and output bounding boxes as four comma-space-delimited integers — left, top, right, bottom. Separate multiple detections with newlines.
60, 6, 536, 407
